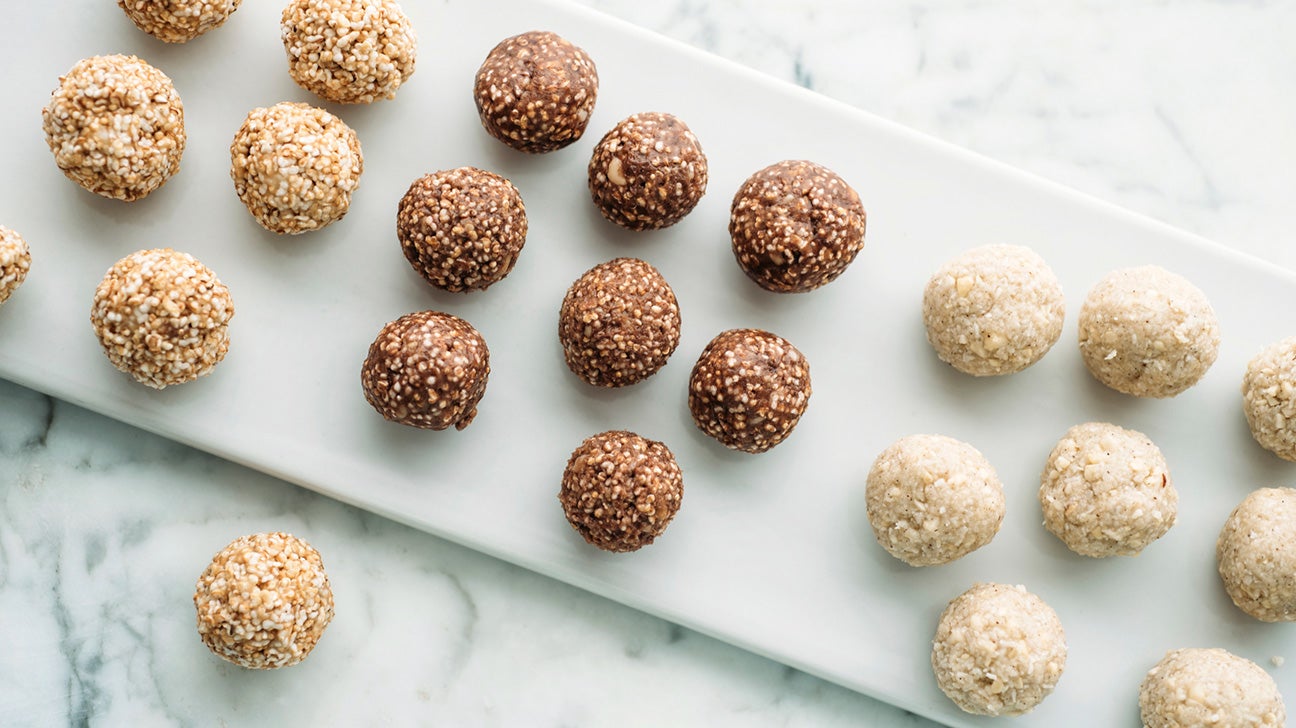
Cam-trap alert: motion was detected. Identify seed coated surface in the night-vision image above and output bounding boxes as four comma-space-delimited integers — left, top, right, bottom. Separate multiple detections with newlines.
281, 0, 417, 104
1217, 487, 1296, 622
117, 0, 243, 43
1139, 648, 1286, 728
588, 112, 708, 231
1242, 336, 1296, 462
0, 226, 31, 305
474, 30, 599, 153
558, 430, 683, 552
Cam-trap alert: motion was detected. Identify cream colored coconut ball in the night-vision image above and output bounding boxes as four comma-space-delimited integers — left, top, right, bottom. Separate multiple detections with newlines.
118, 0, 243, 43
1140, 648, 1285, 728
1242, 337, 1296, 461
865, 434, 1006, 567
1039, 422, 1177, 557
281, 0, 417, 104
931, 583, 1067, 717
1217, 487, 1296, 622
922, 244, 1065, 376
0, 226, 31, 305
1078, 266, 1220, 398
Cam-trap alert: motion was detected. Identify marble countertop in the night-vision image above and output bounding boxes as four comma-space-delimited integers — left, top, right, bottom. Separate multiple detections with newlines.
2, 1, 1293, 725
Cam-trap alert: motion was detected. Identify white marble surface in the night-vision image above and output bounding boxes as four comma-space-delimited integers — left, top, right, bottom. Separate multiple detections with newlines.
2, 0, 1294, 725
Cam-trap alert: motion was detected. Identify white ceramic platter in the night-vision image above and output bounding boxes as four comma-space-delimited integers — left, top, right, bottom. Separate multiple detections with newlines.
1, 0, 1292, 725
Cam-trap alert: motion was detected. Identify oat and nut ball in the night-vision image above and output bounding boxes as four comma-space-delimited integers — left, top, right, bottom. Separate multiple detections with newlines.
90, 249, 233, 389
194, 532, 334, 670
688, 328, 811, 454
281, 0, 417, 104
396, 168, 527, 292
1078, 265, 1220, 398
866, 434, 1006, 567
558, 258, 681, 387
923, 244, 1065, 377
588, 112, 708, 231
931, 583, 1067, 717
474, 31, 599, 153
230, 102, 364, 235
42, 54, 185, 202
1242, 337, 1296, 461
559, 430, 683, 552
1039, 422, 1176, 558
1140, 648, 1285, 728
361, 311, 489, 430
118, 0, 243, 43
0, 226, 31, 305
1217, 487, 1296, 622
729, 160, 867, 293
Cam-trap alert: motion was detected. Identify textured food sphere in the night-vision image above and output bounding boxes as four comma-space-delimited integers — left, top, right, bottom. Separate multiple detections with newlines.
118, 0, 243, 43
361, 311, 489, 430
0, 226, 31, 305
474, 30, 599, 153
1039, 422, 1177, 557
866, 434, 1006, 567
558, 258, 681, 387
1242, 337, 1296, 461
688, 328, 811, 454
931, 583, 1067, 717
396, 168, 527, 292
559, 430, 683, 552
1140, 648, 1285, 728
923, 244, 1065, 376
194, 532, 334, 670
588, 112, 708, 231
230, 102, 364, 235
1217, 487, 1296, 622
90, 249, 234, 389
1078, 265, 1220, 397
729, 160, 867, 293
281, 0, 417, 104
42, 55, 185, 202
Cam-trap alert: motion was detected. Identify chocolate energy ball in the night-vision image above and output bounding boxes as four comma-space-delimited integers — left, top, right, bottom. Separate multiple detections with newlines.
1242, 337, 1296, 461
559, 430, 683, 552
588, 112, 708, 231
396, 168, 527, 292
361, 310, 489, 430
1140, 648, 1286, 728
230, 102, 364, 235
90, 248, 234, 389
558, 258, 681, 387
194, 532, 334, 670
1217, 487, 1296, 622
474, 31, 598, 153
281, 0, 417, 104
729, 160, 867, 293
118, 0, 243, 43
0, 226, 31, 305
42, 54, 185, 202
688, 328, 811, 454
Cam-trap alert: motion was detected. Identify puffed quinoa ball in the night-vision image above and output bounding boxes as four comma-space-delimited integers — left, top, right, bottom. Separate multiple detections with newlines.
281, 0, 417, 105
117, 0, 243, 43
474, 30, 599, 153
1139, 648, 1285, 728
1241, 336, 1296, 461
588, 112, 708, 231
0, 226, 31, 305
361, 311, 490, 430
1216, 487, 1296, 622
559, 430, 684, 552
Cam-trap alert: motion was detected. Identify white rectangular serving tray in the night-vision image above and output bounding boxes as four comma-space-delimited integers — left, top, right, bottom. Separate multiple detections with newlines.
1, 0, 1292, 725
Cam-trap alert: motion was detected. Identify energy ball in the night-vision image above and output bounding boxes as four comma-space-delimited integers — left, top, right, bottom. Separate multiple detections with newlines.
923, 244, 1065, 376
1140, 648, 1285, 728
118, 0, 243, 43
396, 168, 527, 292
1039, 422, 1177, 558
194, 532, 334, 670
931, 583, 1067, 717
559, 430, 683, 552
688, 328, 811, 454
360, 310, 489, 430
558, 258, 681, 387
866, 434, 1006, 567
588, 112, 708, 231
473, 31, 599, 153
1078, 266, 1220, 397
1242, 337, 1296, 461
0, 226, 31, 305
1217, 487, 1296, 622
230, 102, 364, 235
42, 54, 185, 202
281, 0, 417, 104
90, 249, 233, 389
729, 160, 867, 293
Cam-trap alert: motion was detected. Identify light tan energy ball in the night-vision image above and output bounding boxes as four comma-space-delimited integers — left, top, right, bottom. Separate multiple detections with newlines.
922, 244, 1065, 376
194, 532, 334, 669
1039, 422, 1177, 557
1140, 648, 1285, 728
1217, 487, 1296, 622
42, 54, 186, 202
1242, 337, 1296, 461
118, 0, 244, 43
230, 102, 364, 235
931, 583, 1067, 717
1078, 265, 1220, 397
0, 226, 31, 305
866, 434, 1005, 566
281, 0, 417, 104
